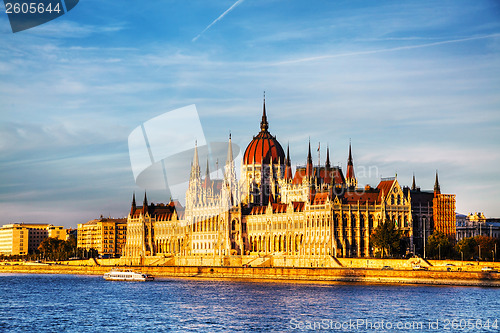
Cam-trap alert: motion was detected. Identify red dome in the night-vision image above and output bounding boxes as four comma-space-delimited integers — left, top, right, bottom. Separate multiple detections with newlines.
243, 102, 285, 165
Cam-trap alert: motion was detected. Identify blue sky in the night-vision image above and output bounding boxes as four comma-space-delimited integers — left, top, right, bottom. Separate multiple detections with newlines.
0, 0, 499, 227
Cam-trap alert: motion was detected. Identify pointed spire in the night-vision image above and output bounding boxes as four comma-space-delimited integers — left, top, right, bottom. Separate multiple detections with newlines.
325, 145, 331, 169
346, 140, 357, 189
130, 192, 136, 216
434, 170, 441, 194
142, 191, 148, 214
306, 139, 313, 179
411, 173, 416, 191
284, 144, 292, 181
286, 144, 291, 166
324, 145, 332, 185
226, 132, 233, 165
223, 132, 238, 206
307, 139, 312, 162
347, 139, 353, 166
189, 141, 201, 183
203, 159, 211, 188
260, 91, 269, 132
193, 140, 199, 168
205, 159, 210, 179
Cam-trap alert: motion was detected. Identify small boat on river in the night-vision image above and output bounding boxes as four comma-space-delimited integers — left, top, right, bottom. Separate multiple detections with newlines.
103, 270, 154, 281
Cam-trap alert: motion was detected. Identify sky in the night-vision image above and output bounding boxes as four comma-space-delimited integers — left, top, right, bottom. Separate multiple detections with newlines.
0, 0, 499, 228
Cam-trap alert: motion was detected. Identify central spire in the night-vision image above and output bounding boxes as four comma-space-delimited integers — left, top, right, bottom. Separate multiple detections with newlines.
260, 91, 269, 132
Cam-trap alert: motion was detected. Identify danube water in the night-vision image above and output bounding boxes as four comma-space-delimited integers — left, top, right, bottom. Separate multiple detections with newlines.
0, 274, 499, 332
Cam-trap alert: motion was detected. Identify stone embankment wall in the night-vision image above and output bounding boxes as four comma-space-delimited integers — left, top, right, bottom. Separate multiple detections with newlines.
1, 259, 500, 287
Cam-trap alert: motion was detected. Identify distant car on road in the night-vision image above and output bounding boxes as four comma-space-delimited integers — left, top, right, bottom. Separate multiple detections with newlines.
381, 266, 393, 270
445, 263, 455, 266
481, 267, 498, 273
412, 265, 428, 271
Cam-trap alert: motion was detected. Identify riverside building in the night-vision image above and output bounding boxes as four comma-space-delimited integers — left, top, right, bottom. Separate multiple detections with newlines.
0, 223, 67, 256
77, 217, 127, 257
123, 99, 455, 264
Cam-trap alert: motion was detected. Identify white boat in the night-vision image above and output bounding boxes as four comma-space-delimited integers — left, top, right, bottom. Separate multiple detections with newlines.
103, 270, 154, 281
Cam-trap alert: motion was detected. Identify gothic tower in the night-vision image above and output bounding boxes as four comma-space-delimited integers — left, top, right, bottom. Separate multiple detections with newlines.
345, 141, 357, 189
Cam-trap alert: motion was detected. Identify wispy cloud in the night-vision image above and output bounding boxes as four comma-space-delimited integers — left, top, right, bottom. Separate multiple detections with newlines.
273, 33, 500, 65
192, 0, 245, 42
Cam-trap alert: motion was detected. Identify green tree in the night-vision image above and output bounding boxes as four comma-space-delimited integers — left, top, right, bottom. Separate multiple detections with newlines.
370, 219, 403, 258
455, 237, 477, 260
474, 235, 498, 261
38, 236, 78, 261
426, 231, 454, 259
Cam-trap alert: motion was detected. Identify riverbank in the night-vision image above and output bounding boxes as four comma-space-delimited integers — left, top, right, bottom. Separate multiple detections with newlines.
1, 260, 500, 287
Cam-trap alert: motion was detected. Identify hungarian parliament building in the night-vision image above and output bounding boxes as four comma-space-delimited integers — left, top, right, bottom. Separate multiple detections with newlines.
122, 100, 456, 261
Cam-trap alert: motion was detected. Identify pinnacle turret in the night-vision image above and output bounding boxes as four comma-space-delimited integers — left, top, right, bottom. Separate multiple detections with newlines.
434, 170, 441, 194
345, 141, 357, 188
142, 191, 148, 214
306, 139, 313, 179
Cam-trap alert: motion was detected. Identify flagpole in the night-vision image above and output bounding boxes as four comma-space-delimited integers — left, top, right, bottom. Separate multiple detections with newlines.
317, 142, 320, 179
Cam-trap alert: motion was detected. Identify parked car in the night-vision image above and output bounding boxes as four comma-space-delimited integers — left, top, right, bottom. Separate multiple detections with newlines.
412, 265, 428, 271
481, 267, 498, 273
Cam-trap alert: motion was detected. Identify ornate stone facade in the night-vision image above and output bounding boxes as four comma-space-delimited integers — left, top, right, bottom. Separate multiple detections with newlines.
123, 99, 415, 260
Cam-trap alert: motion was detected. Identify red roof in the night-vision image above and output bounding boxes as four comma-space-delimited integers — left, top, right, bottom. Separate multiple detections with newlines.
130, 201, 184, 220
243, 130, 285, 165
271, 203, 287, 213
292, 166, 345, 185
292, 168, 306, 185
250, 206, 267, 215
344, 191, 379, 204
376, 179, 396, 201
312, 192, 329, 205
243, 102, 285, 165
292, 201, 305, 212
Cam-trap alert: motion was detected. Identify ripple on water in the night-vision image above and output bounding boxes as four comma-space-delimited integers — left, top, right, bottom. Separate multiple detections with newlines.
0, 274, 498, 332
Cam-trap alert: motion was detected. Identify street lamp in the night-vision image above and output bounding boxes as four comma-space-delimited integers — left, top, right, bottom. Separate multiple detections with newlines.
479, 245, 481, 261
423, 219, 426, 259
439, 244, 441, 260
461, 251, 463, 262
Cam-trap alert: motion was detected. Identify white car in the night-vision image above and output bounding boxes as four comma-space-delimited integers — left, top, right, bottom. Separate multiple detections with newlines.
412, 265, 428, 271
481, 267, 497, 273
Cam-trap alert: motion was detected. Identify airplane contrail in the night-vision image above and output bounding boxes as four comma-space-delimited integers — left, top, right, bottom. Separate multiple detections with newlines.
192, 0, 245, 42
273, 33, 500, 65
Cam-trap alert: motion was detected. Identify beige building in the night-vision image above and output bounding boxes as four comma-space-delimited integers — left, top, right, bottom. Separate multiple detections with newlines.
124, 100, 414, 262
0, 223, 66, 256
77, 217, 127, 257
456, 212, 500, 241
